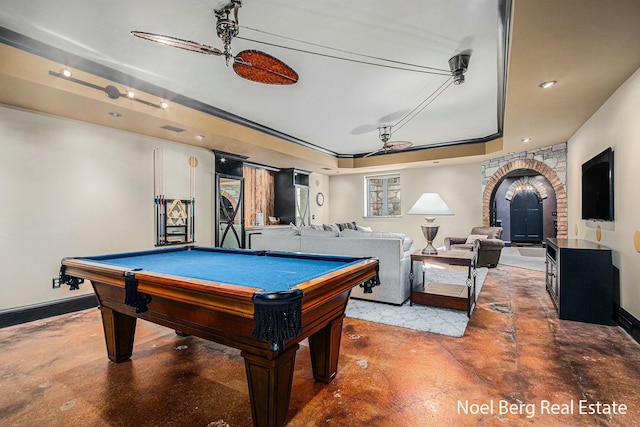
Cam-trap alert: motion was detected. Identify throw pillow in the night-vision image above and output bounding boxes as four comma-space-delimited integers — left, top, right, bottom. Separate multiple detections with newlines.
356, 225, 373, 232
300, 227, 340, 238
336, 221, 358, 231
465, 234, 489, 244
402, 237, 414, 252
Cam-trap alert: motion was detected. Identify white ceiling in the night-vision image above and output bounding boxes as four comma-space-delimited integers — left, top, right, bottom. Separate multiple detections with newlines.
2, 0, 640, 174
0, 0, 504, 157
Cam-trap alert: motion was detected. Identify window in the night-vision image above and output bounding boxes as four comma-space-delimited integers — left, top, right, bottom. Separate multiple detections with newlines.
365, 174, 402, 217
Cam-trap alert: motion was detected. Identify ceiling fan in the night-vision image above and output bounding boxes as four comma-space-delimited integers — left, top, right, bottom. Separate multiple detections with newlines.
131, 0, 298, 85
359, 54, 470, 157
363, 126, 413, 158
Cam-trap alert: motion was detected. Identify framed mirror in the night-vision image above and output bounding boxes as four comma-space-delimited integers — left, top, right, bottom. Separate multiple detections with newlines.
216, 175, 244, 248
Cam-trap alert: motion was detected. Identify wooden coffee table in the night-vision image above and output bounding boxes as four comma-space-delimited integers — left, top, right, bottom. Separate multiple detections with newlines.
409, 250, 477, 317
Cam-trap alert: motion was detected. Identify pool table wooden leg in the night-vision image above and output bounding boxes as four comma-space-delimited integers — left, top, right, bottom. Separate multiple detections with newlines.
99, 307, 137, 363
308, 314, 345, 383
241, 344, 299, 427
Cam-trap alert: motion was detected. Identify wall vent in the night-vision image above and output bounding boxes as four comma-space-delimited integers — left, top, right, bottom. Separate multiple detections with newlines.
161, 125, 185, 133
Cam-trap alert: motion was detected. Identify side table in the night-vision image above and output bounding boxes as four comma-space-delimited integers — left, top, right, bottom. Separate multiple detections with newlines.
409, 250, 477, 317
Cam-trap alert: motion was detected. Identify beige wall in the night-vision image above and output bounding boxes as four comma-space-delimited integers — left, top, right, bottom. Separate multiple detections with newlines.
328, 163, 483, 249
309, 172, 331, 225
0, 105, 214, 311
567, 66, 640, 319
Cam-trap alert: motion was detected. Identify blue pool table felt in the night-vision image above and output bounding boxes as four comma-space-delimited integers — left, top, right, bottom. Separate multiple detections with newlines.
86, 249, 361, 292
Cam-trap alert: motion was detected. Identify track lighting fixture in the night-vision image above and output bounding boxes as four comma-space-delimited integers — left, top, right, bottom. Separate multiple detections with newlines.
49, 68, 169, 110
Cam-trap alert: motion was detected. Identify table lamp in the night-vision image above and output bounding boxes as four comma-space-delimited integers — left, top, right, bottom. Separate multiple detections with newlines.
407, 193, 454, 255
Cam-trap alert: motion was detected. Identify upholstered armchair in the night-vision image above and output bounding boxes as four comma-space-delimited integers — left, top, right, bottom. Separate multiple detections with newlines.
444, 226, 505, 268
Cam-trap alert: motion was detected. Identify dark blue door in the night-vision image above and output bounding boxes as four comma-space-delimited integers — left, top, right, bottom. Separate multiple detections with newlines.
510, 190, 543, 243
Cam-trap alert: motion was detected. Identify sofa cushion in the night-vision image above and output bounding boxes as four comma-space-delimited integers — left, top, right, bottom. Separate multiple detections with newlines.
300, 227, 340, 237
465, 234, 489, 244
261, 226, 300, 236
340, 229, 412, 250
451, 243, 474, 251
367, 231, 406, 240
340, 229, 369, 238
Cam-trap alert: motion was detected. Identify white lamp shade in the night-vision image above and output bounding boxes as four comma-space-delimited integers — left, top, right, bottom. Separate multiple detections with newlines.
407, 193, 454, 216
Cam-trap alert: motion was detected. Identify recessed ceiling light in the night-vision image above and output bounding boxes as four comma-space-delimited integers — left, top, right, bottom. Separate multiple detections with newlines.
195, 134, 205, 141
108, 112, 121, 117
160, 101, 168, 109
521, 138, 532, 143
61, 68, 72, 78
539, 80, 557, 89
126, 90, 135, 99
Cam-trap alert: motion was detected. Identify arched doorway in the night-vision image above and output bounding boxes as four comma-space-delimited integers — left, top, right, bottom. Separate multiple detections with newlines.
482, 158, 567, 240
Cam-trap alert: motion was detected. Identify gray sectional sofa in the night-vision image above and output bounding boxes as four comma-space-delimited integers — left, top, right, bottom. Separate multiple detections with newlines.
249, 225, 414, 305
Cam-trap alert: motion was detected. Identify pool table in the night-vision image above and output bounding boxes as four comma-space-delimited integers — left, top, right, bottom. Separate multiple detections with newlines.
60, 246, 379, 427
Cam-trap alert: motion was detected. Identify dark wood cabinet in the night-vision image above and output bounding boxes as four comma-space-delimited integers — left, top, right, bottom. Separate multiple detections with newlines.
274, 168, 310, 226
545, 238, 614, 325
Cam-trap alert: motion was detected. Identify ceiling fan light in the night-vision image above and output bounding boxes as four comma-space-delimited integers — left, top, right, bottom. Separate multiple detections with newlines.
378, 126, 392, 143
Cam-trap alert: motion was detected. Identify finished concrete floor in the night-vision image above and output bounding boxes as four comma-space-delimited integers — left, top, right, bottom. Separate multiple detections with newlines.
1, 264, 639, 427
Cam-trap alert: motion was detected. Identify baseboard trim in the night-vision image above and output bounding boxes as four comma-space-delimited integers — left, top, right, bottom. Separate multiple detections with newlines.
0, 295, 97, 329
614, 305, 640, 345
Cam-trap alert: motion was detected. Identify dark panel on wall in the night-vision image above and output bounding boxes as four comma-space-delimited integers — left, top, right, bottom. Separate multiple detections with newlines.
214, 151, 246, 178
0, 295, 97, 329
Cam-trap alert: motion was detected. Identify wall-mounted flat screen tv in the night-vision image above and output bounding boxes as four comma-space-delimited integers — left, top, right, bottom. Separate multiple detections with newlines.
581, 147, 614, 221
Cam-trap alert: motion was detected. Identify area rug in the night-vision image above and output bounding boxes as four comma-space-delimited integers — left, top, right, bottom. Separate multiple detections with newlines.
346, 267, 488, 338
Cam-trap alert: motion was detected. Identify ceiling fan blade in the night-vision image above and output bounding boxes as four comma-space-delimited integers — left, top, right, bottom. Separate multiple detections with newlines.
233, 50, 298, 85
131, 31, 223, 56
384, 141, 413, 150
